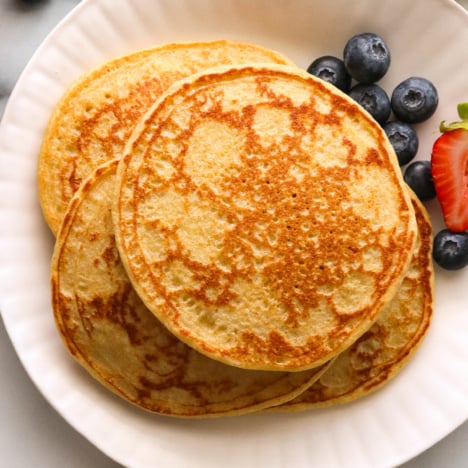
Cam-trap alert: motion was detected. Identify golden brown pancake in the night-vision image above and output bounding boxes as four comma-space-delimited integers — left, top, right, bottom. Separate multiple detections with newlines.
51, 159, 330, 418
114, 64, 417, 372
38, 40, 294, 234
274, 192, 433, 410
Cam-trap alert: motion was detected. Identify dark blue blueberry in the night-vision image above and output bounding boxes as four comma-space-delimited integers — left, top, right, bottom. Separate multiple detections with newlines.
343, 33, 391, 84
383, 121, 419, 166
433, 229, 468, 270
307, 56, 351, 93
348, 83, 391, 125
391, 77, 438, 124
403, 160, 436, 201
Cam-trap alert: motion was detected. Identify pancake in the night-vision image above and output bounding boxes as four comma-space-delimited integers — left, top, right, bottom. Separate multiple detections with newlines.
274, 192, 434, 410
38, 40, 294, 235
51, 159, 331, 418
113, 63, 418, 372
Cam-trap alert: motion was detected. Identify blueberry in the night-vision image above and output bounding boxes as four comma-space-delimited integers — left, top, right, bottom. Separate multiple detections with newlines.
307, 56, 351, 93
391, 77, 438, 124
403, 161, 436, 201
343, 33, 391, 84
433, 229, 468, 270
348, 83, 391, 125
383, 121, 419, 166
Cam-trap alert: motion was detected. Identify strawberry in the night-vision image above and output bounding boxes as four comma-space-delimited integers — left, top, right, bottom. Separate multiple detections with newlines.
431, 103, 468, 232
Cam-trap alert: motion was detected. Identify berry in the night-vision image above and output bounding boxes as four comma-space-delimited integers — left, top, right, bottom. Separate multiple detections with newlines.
433, 229, 468, 270
349, 83, 391, 125
431, 104, 468, 232
383, 121, 419, 166
343, 33, 391, 84
391, 77, 438, 124
307, 56, 351, 93
403, 161, 436, 201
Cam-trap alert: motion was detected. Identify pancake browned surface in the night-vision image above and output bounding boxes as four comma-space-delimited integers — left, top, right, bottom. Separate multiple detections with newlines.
51, 159, 330, 418
114, 64, 418, 372
275, 192, 434, 410
38, 40, 294, 235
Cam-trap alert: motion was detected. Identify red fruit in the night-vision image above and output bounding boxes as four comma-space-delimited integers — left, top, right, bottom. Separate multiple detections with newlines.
431, 127, 468, 232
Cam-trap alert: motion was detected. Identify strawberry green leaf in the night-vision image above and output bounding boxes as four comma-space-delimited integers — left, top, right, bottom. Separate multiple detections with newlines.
440, 102, 468, 132
440, 120, 468, 132
457, 102, 468, 120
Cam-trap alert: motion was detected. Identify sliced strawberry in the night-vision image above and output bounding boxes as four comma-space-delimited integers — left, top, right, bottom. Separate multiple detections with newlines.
431, 127, 468, 232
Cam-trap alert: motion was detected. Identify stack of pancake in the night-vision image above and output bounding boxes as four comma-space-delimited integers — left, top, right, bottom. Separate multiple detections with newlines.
39, 40, 434, 418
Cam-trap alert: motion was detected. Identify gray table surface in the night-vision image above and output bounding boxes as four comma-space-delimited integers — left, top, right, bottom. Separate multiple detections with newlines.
0, 1, 467, 467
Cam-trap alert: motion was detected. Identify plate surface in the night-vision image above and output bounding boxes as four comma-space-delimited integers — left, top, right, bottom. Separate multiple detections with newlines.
0, 0, 467, 467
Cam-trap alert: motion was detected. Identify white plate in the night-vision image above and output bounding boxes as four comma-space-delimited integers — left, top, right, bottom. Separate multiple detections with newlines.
0, 0, 467, 467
